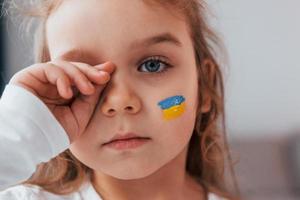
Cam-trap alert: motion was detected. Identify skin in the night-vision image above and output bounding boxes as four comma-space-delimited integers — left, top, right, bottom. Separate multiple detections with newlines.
46, 0, 210, 199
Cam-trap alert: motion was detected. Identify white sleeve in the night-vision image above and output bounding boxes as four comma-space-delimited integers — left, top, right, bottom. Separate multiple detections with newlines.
0, 84, 70, 191
0, 185, 37, 200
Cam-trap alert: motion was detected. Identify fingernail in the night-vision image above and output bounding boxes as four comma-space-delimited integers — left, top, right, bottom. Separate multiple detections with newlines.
94, 61, 114, 71
94, 61, 109, 68
100, 71, 110, 82
98, 71, 108, 76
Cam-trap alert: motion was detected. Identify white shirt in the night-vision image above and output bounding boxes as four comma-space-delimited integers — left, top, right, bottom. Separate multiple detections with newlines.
0, 179, 225, 200
0, 84, 225, 200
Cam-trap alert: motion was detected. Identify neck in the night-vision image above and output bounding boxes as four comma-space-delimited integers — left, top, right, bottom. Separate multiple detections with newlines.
91, 146, 204, 200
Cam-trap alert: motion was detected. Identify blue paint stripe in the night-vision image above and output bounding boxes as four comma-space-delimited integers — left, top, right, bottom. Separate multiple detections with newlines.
157, 95, 185, 109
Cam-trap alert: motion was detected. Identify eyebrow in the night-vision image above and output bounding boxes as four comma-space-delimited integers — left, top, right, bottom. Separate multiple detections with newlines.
58, 32, 182, 61
130, 32, 182, 49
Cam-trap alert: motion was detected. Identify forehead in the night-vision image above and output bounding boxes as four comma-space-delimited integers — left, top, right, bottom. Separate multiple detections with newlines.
46, 0, 190, 60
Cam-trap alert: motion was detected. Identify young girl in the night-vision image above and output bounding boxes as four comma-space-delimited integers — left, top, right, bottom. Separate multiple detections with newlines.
0, 0, 240, 199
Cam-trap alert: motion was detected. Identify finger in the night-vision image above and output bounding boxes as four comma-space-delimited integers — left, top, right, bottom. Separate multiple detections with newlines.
18, 71, 62, 99
19, 63, 73, 99
69, 61, 111, 85
93, 61, 116, 74
42, 63, 74, 99
10, 67, 54, 97
71, 84, 107, 134
50, 60, 95, 95
78, 84, 106, 109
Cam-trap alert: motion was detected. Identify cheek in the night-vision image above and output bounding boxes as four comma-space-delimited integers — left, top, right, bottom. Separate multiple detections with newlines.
154, 70, 198, 123
69, 135, 99, 166
151, 104, 196, 165
156, 91, 198, 122
155, 95, 197, 146
171, 104, 196, 140
157, 95, 186, 121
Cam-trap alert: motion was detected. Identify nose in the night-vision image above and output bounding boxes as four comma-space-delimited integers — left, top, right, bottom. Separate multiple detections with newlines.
100, 76, 142, 117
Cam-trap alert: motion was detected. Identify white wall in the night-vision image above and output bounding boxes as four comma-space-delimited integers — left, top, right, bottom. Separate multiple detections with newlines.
208, 0, 300, 138
4, 0, 300, 139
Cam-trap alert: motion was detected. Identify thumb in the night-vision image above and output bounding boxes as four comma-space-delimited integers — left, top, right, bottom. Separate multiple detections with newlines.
70, 83, 107, 135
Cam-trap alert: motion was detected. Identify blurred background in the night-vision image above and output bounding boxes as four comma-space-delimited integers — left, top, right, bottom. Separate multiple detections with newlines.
0, 0, 5, 94
0, 0, 300, 199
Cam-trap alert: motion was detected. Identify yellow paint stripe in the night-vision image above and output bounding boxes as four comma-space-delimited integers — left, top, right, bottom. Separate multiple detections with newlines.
162, 102, 186, 120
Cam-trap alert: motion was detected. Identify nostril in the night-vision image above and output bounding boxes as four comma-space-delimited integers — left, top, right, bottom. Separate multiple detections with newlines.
126, 106, 134, 111
107, 108, 115, 115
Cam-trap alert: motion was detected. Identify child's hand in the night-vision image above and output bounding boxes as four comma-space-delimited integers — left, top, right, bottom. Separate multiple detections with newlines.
9, 60, 115, 143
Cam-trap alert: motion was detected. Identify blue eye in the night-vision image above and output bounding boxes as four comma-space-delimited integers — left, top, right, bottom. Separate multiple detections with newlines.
138, 56, 172, 75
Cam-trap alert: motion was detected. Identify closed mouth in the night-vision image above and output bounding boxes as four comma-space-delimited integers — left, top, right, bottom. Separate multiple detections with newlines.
103, 137, 150, 145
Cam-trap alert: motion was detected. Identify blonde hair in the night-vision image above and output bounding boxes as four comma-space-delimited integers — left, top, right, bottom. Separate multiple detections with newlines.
3, 0, 241, 199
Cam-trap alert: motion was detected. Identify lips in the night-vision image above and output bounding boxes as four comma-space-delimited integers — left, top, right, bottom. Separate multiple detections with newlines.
103, 132, 150, 145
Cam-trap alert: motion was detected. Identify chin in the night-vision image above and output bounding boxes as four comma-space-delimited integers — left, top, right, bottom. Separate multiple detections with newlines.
101, 161, 161, 180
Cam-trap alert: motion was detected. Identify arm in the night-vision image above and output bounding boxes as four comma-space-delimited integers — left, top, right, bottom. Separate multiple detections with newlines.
0, 84, 70, 191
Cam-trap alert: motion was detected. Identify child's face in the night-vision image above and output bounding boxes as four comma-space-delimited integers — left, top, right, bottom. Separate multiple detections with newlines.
47, 0, 201, 179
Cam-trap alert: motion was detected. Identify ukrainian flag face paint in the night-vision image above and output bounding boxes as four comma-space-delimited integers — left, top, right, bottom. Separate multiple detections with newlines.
157, 95, 186, 120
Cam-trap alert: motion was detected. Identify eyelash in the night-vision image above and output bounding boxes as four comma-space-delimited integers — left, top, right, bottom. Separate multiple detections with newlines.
138, 56, 172, 75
